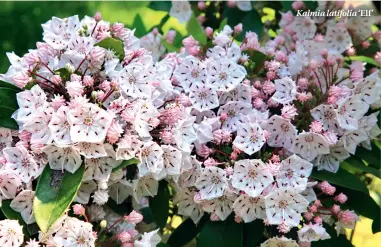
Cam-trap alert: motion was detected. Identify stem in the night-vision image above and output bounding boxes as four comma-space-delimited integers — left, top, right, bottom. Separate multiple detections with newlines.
105, 217, 123, 234
75, 56, 88, 73
41, 61, 55, 75
313, 71, 323, 93
91, 22, 98, 37
29, 70, 53, 84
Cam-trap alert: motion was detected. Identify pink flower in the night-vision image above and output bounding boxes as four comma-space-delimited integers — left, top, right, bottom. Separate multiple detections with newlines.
331, 204, 341, 214
204, 157, 218, 167
303, 212, 313, 221
83, 76, 94, 87
205, 27, 213, 38
234, 23, 243, 33
263, 80, 276, 94
125, 210, 143, 225
106, 120, 124, 144
346, 47, 356, 56
160, 130, 174, 144
24, 51, 40, 67
117, 232, 132, 243
94, 12, 102, 22
334, 193, 348, 204
198, 1, 206, 10
270, 155, 280, 163
309, 121, 323, 133
182, 36, 198, 48
196, 144, 213, 158
72, 204, 86, 216
339, 210, 359, 225
230, 151, 238, 160
219, 112, 228, 122
51, 75, 62, 85
292, 1, 304, 10
281, 104, 298, 120
328, 86, 342, 97
297, 92, 312, 102
66, 80, 84, 98
320, 181, 336, 195
210, 213, 221, 221
13, 72, 31, 88
19, 130, 31, 142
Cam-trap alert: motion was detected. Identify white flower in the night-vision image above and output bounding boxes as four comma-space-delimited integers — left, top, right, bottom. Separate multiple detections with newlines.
134, 229, 161, 247
271, 77, 297, 104
288, 42, 308, 76
207, 59, 246, 92
266, 115, 297, 150
66, 35, 94, 57
173, 116, 197, 152
347, 10, 376, 41
173, 187, 204, 224
231, 159, 274, 197
219, 83, 252, 105
0, 220, 24, 247
73, 142, 107, 159
292, 132, 330, 161
16, 85, 47, 123
10, 190, 35, 224
92, 190, 109, 205
140, 32, 165, 62
173, 56, 207, 93
233, 194, 266, 223
54, 217, 96, 247
290, 16, 316, 40
116, 135, 143, 160
138, 141, 164, 180
276, 154, 313, 191
84, 144, 122, 181
233, 123, 266, 155
202, 190, 237, 220
109, 178, 132, 205
265, 188, 309, 227
354, 72, 381, 105
324, 25, 352, 53
75, 181, 97, 204
44, 143, 82, 173
298, 223, 331, 242
195, 166, 227, 200
0, 170, 22, 207
178, 155, 202, 188
169, 1, 192, 23
311, 105, 341, 133
341, 129, 368, 154
3, 146, 38, 183
23, 106, 54, 144
68, 103, 113, 143
314, 142, 350, 173
113, 63, 153, 99
218, 101, 252, 132
0, 128, 12, 151
189, 83, 219, 111
132, 174, 159, 203
207, 43, 242, 62
162, 145, 182, 177
237, 1, 252, 11
335, 95, 369, 130
42, 15, 81, 49
260, 237, 298, 247
49, 106, 72, 146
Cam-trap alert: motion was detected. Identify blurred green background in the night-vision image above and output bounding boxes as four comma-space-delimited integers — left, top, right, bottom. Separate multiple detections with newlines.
0, 1, 187, 73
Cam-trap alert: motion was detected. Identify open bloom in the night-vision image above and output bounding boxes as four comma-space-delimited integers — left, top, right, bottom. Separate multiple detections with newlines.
0, 220, 24, 247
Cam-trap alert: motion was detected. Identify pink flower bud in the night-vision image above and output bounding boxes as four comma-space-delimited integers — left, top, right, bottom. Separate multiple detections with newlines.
362, 41, 370, 49
224, 166, 234, 176
253, 98, 265, 109
82, 75, 94, 87
204, 157, 218, 167
205, 27, 213, 38
13, 72, 31, 88
320, 181, 336, 195
152, 27, 159, 36
220, 112, 228, 121
320, 49, 328, 57
90, 46, 105, 63
125, 210, 143, 225
263, 81, 276, 95
292, 1, 304, 10
270, 155, 280, 163
94, 12, 102, 22
19, 130, 31, 142
230, 151, 238, 160
24, 52, 40, 67
334, 193, 348, 204
277, 221, 291, 233
210, 213, 220, 221
309, 205, 318, 213
234, 215, 242, 223
182, 36, 198, 48
298, 241, 311, 247
375, 52, 381, 64
73, 204, 86, 216
327, 96, 338, 105
314, 33, 324, 42
31, 143, 45, 154
314, 216, 323, 225
197, 15, 206, 24
227, 1, 237, 8
165, 30, 177, 44
309, 121, 323, 134
303, 212, 313, 221
266, 71, 276, 80
339, 210, 359, 225
281, 104, 298, 120
346, 47, 356, 56
373, 30, 381, 41
117, 232, 132, 243
51, 75, 62, 85
314, 200, 322, 207
160, 131, 174, 144
331, 204, 341, 214
326, 56, 336, 66
198, 1, 206, 10
234, 23, 243, 33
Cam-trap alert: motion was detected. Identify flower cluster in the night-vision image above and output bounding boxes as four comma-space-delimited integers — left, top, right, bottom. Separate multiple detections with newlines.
0, 1, 380, 246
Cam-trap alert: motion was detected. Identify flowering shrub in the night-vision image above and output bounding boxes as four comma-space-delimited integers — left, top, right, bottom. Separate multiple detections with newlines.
0, 1, 380, 247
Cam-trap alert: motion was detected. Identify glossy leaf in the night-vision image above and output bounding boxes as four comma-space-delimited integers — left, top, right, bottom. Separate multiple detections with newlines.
311, 168, 368, 194
95, 37, 125, 61
161, 38, 178, 52
106, 198, 132, 216
343, 156, 381, 178
197, 217, 243, 247
311, 223, 354, 247
355, 144, 380, 169
148, 1, 171, 12
223, 8, 263, 41
112, 158, 139, 172
0, 80, 22, 91
168, 216, 208, 247
347, 56, 380, 67
1, 200, 39, 237
149, 180, 170, 229
132, 14, 146, 38
0, 87, 18, 118
243, 220, 264, 247
187, 14, 207, 45
33, 164, 85, 233
0, 117, 18, 129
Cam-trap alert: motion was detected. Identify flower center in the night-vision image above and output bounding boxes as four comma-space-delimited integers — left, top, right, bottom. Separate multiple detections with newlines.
285, 168, 294, 178
280, 123, 290, 132
249, 168, 257, 178
219, 72, 227, 81
77, 236, 86, 245
304, 135, 314, 142
191, 70, 199, 78
227, 110, 235, 117
324, 111, 334, 120
249, 197, 260, 203
250, 133, 258, 143
129, 76, 137, 84
198, 91, 207, 99
278, 200, 288, 209
21, 158, 29, 168
84, 117, 94, 126
211, 176, 220, 184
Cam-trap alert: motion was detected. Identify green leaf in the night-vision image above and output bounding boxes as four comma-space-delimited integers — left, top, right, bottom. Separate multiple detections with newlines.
132, 14, 147, 38
1, 200, 39, 237
343, 156, 381, 178
0, 81, 22, 91
311, 224, 354, 247
249, 50, 267, 73
106, 199, 132, 216
33, 164, 85, 233
55, 68, 72, 82
216, 18, 228, 33
95, 37, 125, 61
140, 207, 154, 224
157, 244, 170, 247
0, 117, 18, 129
372, 216, 380, 233
197, 216, 243, 247
187, 14, 207, 45
149, 180, 169, 229
223, 8, 263, 41
148, 1, 171, 12
347, 56, 380, 67
168, 216, 207, 247
112, 158, 139, 172
355, 144, 380, 169
161, 38, 178, 52
0, 87, 18, 118
311, 168, 368, 194
304, 1, 318, 10
243, 220, 264, 247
